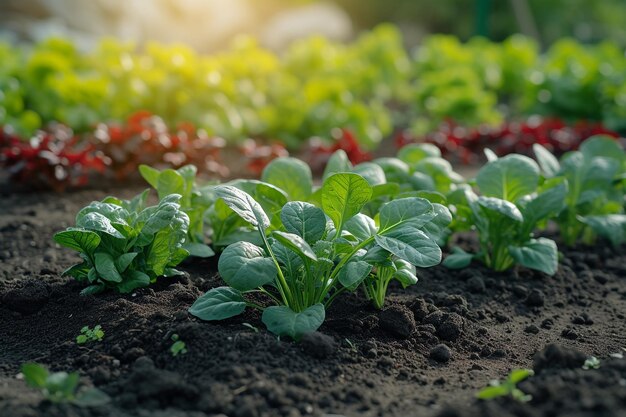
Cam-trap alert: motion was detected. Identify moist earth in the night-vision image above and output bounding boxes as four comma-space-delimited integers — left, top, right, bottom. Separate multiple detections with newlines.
1, 188, 625, 417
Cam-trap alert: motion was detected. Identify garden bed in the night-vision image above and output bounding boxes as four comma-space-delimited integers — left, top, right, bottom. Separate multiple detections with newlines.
1, 187, 625, 417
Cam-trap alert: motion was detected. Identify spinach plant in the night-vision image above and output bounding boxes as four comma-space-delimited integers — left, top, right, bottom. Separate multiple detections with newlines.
189, 172, 448, 339
170, 334, 187, 357
444, 154, 566, 275
476, 369, 533, 402
139, 164, 215, 257
54, 193, 190, 294
534, 135, 626, 246
21, 363, 110, 406
76, 325, 104, 344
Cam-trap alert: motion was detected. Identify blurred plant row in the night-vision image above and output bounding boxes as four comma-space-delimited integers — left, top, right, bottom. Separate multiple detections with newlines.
2, 24, 626, 149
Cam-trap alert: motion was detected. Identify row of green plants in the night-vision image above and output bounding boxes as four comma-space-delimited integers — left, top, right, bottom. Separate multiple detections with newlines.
3, 26, 626, 147
54, 135, 625, 339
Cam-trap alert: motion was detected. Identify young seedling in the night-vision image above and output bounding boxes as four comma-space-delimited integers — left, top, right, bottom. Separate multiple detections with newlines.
76, 325, 104, 344
190, 173, 450, 339
582, 356, 600, 370
170, 334, 187, 357
21, 363, 109, 406
476, 369, 534, 403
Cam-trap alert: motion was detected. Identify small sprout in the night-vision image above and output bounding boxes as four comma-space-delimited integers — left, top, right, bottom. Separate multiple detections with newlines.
344, 338, 357, 353
76, 325, 104, 344
583, 356, 600, 370
476, 369, 534, 403
20, 363, 109, 407
242, 323, 259, 333
170, 334, 187, 357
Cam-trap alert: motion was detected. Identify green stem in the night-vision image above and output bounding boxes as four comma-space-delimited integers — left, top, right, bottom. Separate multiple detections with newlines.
259, 230, 293, 308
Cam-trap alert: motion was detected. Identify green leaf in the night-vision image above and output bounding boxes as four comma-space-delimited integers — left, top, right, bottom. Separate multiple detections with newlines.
484, 148, 498, 162
580, 135, 624, 162
156, 169, 186, 200
580, 214, 626, 246
115, 252, 137, 273
337, 260, 372, 290
21, 363, 48, 388
476, 154, 540, 201
280, 201, 326, 244
477, 197, 523, 222
54, 229, 101, 254
533, 144, 560, 177
183, 242, 215, 258
509, 238, 558, 275
508, 369, 534, 384
322, 173, 372, 234
262, 304, 325, 340
218, 241, 277, 291
397, 143, 441, 164
189, 287, 247, 320
117, 270, 150, 293
344, 213, 377, 241
393, 259, 418, 287
79, 284, 105, 296
139, 164, 160, 189
373, 157, 410, 184
379, 197, 435, 231
520, 180, 567, 228
261, 157, 312, 201
353, 162, 386, 186
323, 150, 353, 181
376, 225, 442, 267
76, 212, 124, 238
476, 384, 510, 400
62, 262, 91, 280
271, 231, 317, 261
442, 247, 474, 269
94, 252, 122, 283
215, 186, 269, 230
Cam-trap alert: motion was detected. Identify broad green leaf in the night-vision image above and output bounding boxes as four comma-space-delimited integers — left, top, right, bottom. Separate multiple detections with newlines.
371, 183, 400, 199
407, 172, 436, 191
337, 260, 372, 289
533, 144, 560, 177
94, 252, 122, 282
393, 259, 418, 287
271, 240, 304, 277
376, 225, 442, 267
22, 363, 48, 388
156, 169, 185, 200
117, 270, 150, 293
215, 186, 269, 230
379, 197, 435, 232
477, 197, 523, 222
262, 304, 325, 340
397, 143, 441, 164
115, 252, 137, 273
261, 157, 312, 201
218, 241, 276, 291
442, 247, 474, 269
344, 213, 377, 240
476, 385, 510, 400
323, 150, 352, 181
146, 230, 178, 276
580, 214, 626, 246
476, 154, 540, 201
520, 180, 567, 228
272, 231, 317, 261
54, 228, 101, 254
509, 238, 558, 275
280, 201, 326, 244
77, 212, 124, 238
322, 173, 372, 233
373, 157, 410, 183
420, 203, 453, 243
139, 164, 160, 189
363, 245, 392, 264
413, 158, 463, 191
509, 369, 534, 384
353, 162, 386, 186
76, 202, 129, 226
62, 262, 91, 280
580, 136, 624, 162
189, 287, 246, 320
183, 242, 215, 258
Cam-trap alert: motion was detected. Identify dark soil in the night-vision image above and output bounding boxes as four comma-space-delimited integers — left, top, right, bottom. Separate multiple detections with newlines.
1, 188, 626, 417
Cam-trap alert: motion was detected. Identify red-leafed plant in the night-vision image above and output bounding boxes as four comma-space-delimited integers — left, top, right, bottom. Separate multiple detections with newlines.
239, 139, 289, 176
308, 128, 373, 172
0, 125, 107, 192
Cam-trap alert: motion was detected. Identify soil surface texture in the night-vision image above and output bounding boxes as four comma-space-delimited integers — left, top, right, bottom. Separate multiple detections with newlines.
1, 188, 625, 417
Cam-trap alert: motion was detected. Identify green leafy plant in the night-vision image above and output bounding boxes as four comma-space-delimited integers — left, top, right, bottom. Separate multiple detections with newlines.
445, 154, 566, 275
54, 192, 190, 294
139, 164, 215, 257
21, 363, 110, 406
476, 368, 534, 402
76, 325, 104, 344
582, 356, 601, 370
534, 136, 626, 246
189, 172, 449, 339
170, 334, 187, 357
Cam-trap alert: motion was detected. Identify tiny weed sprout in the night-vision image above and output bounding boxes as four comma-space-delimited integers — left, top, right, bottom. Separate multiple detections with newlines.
139, 164, 215, 258
445, 154, 564, 275
583, 356, 601, 370
534, 136, 626, 246
21, 363, 109, 407
170, 334, 187, 357
189, 172, 450, 339
76, 325, 104, 344
476, 369, 534, 403
242, 323, 260, 333
54, 192, 190, 294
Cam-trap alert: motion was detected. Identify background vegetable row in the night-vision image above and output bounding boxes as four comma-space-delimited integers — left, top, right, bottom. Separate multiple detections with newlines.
2, 25, 626, 146
53, 134, 625, 339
